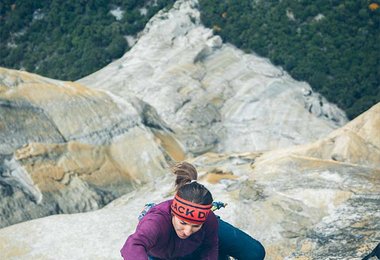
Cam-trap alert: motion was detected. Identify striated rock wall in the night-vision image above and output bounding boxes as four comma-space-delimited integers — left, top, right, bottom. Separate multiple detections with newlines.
79, 0, 348, 155
254, 102, 380, 169
0, 68, 184, 228
0, 102, 378, 259
193, 103, 380, 259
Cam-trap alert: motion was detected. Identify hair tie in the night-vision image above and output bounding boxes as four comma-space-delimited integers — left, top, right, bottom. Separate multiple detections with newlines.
190, 179, 197, 183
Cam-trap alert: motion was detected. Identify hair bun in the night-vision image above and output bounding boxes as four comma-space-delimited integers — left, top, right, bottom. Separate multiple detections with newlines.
172, 161, 198, 191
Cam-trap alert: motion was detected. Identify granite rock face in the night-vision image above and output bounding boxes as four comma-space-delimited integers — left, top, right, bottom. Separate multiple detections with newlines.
0, 103, 378, 260
0, 68, 184, 228
189, 103, 380, 259
79, 0, 347, 155
0, 0, 378, 259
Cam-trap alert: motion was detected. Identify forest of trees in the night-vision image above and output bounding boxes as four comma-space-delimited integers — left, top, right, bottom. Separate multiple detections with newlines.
198, 0, 380, 119
0, 0, 379, 119
0, 0, 175, 80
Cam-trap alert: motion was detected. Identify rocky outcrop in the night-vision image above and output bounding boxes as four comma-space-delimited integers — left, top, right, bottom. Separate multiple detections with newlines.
78, 0, 347, 155
0, 103, 378, 260
252, 102, 380, 169
0, 68, 184, 228
194, 103, 380, 259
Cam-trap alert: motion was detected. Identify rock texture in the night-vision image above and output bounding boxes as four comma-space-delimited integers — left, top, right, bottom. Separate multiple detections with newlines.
79, 0, 347, 155
0, 1, 346, 227
0, 0, 378, 259
0, 103, 378, 260
220, 103, 380, 259
0, 67, 184, 228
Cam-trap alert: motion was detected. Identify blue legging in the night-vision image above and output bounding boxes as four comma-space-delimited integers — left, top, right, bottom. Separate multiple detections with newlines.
149, 217, 265, 260
217, 217, 265, 260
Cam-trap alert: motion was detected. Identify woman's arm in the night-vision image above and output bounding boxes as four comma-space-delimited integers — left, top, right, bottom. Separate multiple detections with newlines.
120, 217, 161, 260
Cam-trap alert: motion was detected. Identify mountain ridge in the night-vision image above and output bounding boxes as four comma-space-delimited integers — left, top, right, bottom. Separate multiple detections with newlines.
78, 0, 348, 155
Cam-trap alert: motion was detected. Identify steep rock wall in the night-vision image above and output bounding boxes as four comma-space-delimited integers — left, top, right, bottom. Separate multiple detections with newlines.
0, 102, 378, 259
79, 0, 348, 155
0, 68, 184, 228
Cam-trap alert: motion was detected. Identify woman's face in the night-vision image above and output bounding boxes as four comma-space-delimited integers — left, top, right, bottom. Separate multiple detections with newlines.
172, 215, 203, 239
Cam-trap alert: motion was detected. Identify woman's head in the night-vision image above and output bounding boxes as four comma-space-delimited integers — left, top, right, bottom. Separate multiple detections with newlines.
170, 162, 214, 238
170, 162, 213, 229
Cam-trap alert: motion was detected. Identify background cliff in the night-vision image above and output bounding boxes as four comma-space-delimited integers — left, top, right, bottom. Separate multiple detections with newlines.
198, 0, 380, 119
0, 67, 184, 228
78, 0, 347, 155
0, 0, 379, 119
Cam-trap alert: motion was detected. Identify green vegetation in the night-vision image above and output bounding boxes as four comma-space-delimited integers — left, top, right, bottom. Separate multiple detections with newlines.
0, 0, 175, 80
198, 0, 380, 119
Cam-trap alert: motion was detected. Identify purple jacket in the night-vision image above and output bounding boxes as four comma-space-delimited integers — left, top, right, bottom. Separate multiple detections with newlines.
120, 199, 218, 260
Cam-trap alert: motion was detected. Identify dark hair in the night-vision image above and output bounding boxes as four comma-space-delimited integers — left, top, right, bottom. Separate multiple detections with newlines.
171, 161, 213, 205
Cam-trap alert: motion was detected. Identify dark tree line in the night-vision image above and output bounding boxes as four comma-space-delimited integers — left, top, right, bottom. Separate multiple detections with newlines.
0, 0, 175, 80
198, 0, 380, 119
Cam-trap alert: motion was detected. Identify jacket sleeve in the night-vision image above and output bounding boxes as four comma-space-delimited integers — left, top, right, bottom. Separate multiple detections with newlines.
120, 216, 162, 260
198, 212, 219, 259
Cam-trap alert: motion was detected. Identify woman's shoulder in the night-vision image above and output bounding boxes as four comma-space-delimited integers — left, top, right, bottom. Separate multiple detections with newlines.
141, 199, 172, 223
154, 199, 173, 210
204, 211, 218, 230
136, 200, 173, 237
149, 199, 172, 215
